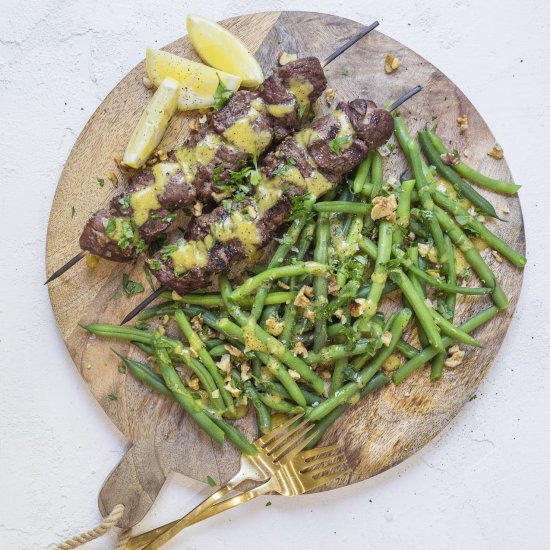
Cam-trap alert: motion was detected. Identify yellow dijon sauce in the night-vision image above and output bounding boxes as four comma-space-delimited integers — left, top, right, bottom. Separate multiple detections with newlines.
130, 162, 180, 226
175, 133, 222, 182
223, 99, 272, 155
266, 102, 295, 118
105, 217, 126, 241
333, 110, 355, 149
169, 235, 214, 275
212, 211, 261, 253
288, 77, 313, 109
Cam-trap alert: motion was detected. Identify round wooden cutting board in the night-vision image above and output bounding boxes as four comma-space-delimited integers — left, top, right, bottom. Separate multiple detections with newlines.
46, 11, 525, 528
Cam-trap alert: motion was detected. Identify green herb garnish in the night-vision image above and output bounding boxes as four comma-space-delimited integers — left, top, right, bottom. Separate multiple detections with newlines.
148, 259, 163, 271
71, 206, 76, 218
206, 475, 217, 487
118, 364, 126, 374
114, 291, 122, 300
108, 393, 118, 401
160, 243, 179, 261
143, 266, 155, 290
329, 135, 352, 155
122, 273, 145, 297
97, 178, 105, 187
213, 74, 233, 111
297, 103, 307, 120
119, 196, 131, 212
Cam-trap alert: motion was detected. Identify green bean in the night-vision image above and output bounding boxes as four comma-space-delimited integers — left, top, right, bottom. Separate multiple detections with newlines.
208, 416, 257, 456
418, 130, 500, 219
279, 289, 297, 348
370, 150, 384, 198
151, 332, 226, 445
250, 196, 316, 320
392, 306, 499, 384
133, 341, 154, 356
208, 344, 229, 358
362, 221, 393, 319
313, 213, 330, 352
358, 237, 377, 260
305, 373, 390, 449
160, 291, 294, 309
219, 275, 324, 397
330, 358, 348, 397
230, 262, 329, 302
430, 352, 445, 382
405, 246, 429, 348
314, 202, 370, 215
231, 370, 271, 434
443, 234, 457, 320
429, 308, 481, 347
260, 304, 280, 329
433, 206, 508, 309
305, 339, 377, 365
409, 218, 429, 239
258, 393, 304, 415
427, 131, 521, 194
397, 180, 415, 229
174, 309, 235, 415
388, 269, 444, 351
308, 308, 412, 421
352, 151, 373, 194
432, 190, 526, 268
407, 138, 449, 273
261, 381, 320, 406
369, 316, 420, 359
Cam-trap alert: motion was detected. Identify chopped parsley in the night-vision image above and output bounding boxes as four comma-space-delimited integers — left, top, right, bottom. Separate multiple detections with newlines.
119, 195, 131, 212
148, 259, 163, 271
329, 135, 352, 155
206, 475, 217, 487
265, 501, 272, 507
297, 103, 307, 120
105, 218, 117, 237
122, 273, 145, 297
285, 193, 314, 222
108, 393, 118, 401
341, 68, 349, 76
118, 364, 126, 374
114, 291, 122, 300
143, 265, 155, 290
71, 206, 76, 218
97, 177, 105, 187
213, 74, 233, 111
272, 157, 297, 177
160, 243, 179, 261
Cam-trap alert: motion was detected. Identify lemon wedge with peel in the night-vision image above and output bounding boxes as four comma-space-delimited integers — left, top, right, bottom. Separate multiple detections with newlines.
146, 48, 242, 111
186, 14, 264, 87
123, 76, 180, 169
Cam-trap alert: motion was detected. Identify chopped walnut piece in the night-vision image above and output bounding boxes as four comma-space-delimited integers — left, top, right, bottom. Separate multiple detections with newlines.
189, 117, 201, 132
381, 331, 392, 347
217, 354, 231, 374
294, 341, 308, 358
161, 314, 170, 325
211, 389, 220, 399
279, 52, 298, 65
142, 76, 153, 89
172, 290, 182, 301
491, 250, 503, 263
224, 344, 244, 358
305, 308, 315, 323
502, 203, 510, 215
156, 149, 168, 161
327, 274, 340, 296
350, 298, 367, 317
193, 201, 203, 217
190, 314, 203, 332
334, 309, 347, 324
444, 345, 465, 368
418, 243, 431, 258
294, 285, 314, 308
457, 114, 468, 134
240, 362, 251, 381
371, 194, 397, 221
384, 54, 401, 74
266, 317, 285, 336
325, 88, 335, 105
408, 232, 416, 241
277, 281, 290, 290
186, 375, 200, 391
288, 369, 301, 380
224, 382, 241, 398
487, 143, 504, 159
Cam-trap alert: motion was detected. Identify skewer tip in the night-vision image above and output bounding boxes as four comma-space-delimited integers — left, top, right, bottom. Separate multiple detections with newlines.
120, 286, 165, 325
44, 250, 87, 285
388, 85, 423, 112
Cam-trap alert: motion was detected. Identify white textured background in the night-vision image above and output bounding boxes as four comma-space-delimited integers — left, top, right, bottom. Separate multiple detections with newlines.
1, 1, 549, 548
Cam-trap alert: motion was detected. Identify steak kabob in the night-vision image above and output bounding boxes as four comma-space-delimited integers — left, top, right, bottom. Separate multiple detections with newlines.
122, 86, 422, 323
45, 22, 380, 283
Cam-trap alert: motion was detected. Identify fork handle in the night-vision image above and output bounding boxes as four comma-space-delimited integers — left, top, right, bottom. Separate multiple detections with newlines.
126, 470, 248, 550
142, 479, 276, 550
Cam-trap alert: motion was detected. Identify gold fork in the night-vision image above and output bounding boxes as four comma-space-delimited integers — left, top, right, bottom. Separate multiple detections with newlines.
127, 413, 318, 550
139, 444, 349, 549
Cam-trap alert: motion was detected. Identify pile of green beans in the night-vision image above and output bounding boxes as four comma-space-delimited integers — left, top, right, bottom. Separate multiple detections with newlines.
81, 113, 525, 455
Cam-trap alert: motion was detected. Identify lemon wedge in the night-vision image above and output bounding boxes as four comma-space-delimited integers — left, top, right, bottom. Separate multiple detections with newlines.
186, 14, 264, 87
146, 48, 241, 111
123, 76, 180, 169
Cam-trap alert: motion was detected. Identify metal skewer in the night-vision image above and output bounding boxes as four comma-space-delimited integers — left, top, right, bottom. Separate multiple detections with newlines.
44, 20, 381, 287
120, 84, 423, 325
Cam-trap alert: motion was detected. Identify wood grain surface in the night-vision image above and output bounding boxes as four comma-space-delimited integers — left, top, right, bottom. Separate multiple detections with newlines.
45, 11, 525, 528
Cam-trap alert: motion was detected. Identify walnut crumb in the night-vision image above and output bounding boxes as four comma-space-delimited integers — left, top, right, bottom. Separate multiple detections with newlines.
161, 314, 170, 325
384, 54, 401, 74
334, 309, 347, 324
189, 117, 201, 132
491, 250, 503, 263
305, 308, 315, 323
224, 382, 241, 398
265, 317, 285, 336
211, 389, 220, 399
502, 203, 510, 215
171, 290, 182, 301
457, 114, 468, 133
445, 345, 465, 368
190, 314, 203, 332
294, 341, 308, 358
327, 274, 340, 296
224, 344, 244, 358
487, 143, 504, 159
186, 375, 200, 391
193, 201, 203, 217
156, 149, 168, 161
142, 76, 153, 89
408, 232, 416, 241
294, 285, 314, 308
217, 354, 231, 373
279, 52, 298, 65
325, 88, 335, 105
371, 194, 397, 221
277, 281, 290, 290
350, 298, 367, 318
381, 331, 392, 347
288, 369, 301, 380
240, 362, 251, 381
